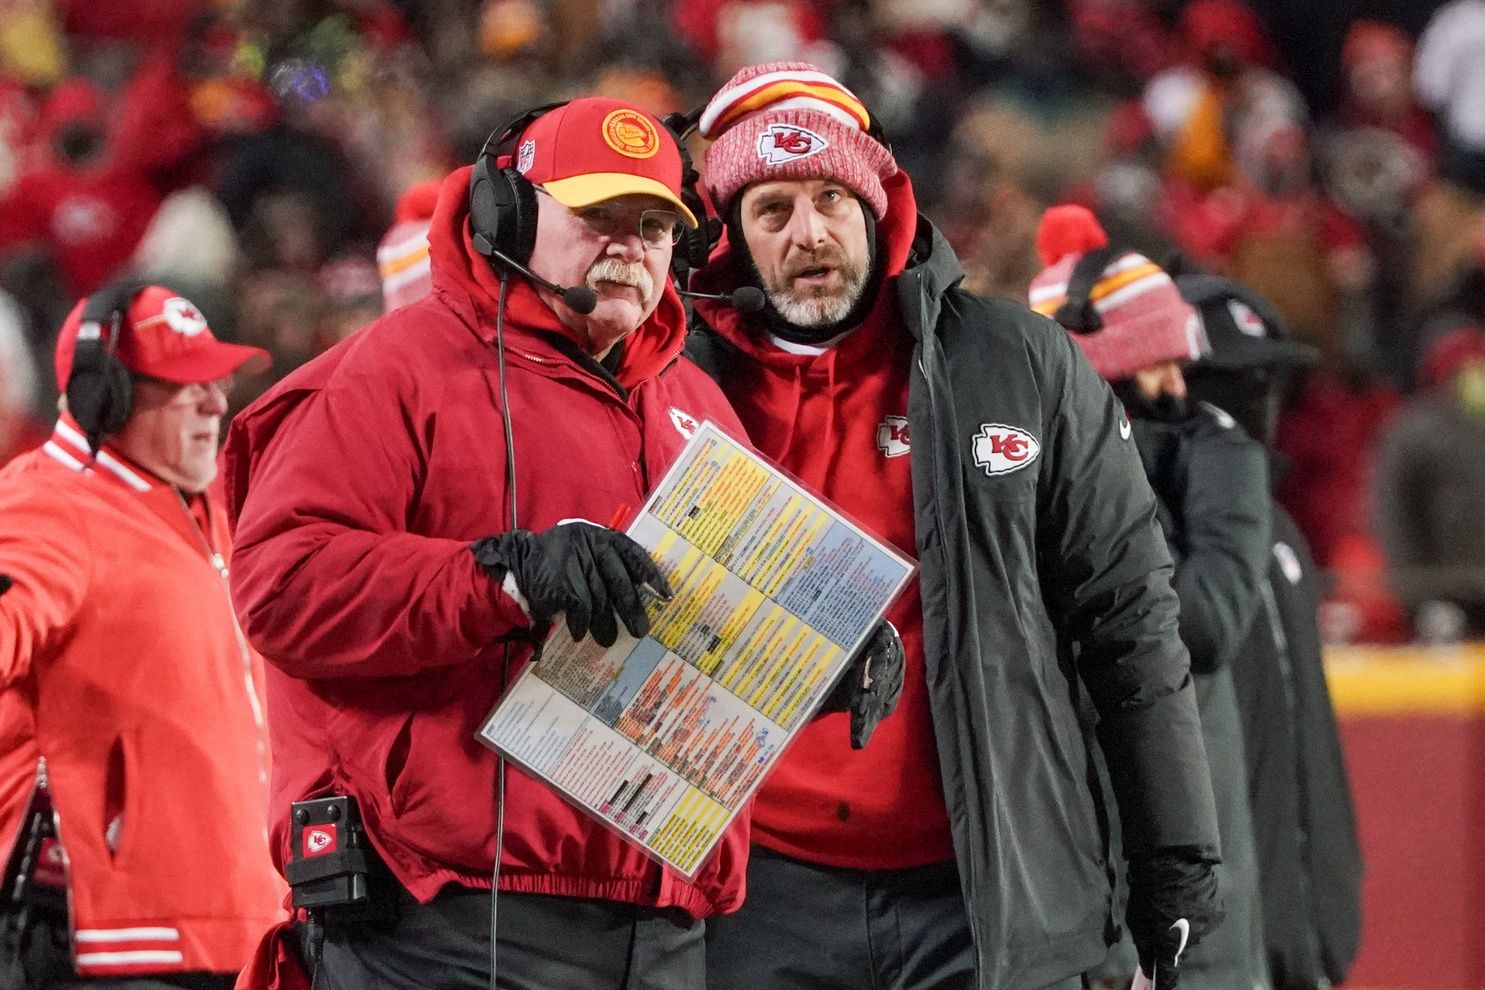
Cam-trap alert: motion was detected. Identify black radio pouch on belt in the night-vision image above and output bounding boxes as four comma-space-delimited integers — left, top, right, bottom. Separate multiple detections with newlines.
286, 796, 395, 927
2, 767, 69, 990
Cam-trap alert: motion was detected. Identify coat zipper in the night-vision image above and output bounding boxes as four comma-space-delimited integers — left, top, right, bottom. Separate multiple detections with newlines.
914, 338, 988, 968
175, 493, 271, 810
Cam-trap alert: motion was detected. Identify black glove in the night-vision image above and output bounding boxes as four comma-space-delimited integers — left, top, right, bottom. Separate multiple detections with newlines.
1126, 852, 1225, 989
819, 620, 905, 748
471, 523, 672, 648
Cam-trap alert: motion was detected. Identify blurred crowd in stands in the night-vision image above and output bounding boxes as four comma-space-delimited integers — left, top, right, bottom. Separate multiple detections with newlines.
0, 0, 1482, 645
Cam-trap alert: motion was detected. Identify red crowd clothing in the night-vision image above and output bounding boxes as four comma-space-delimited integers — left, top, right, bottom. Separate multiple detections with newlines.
225, 165, 752, 919
692, 172, 956, 870
0, 416, 285, 980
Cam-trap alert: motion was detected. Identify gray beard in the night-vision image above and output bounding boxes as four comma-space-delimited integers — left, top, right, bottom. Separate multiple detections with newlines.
766, 265, 869, 328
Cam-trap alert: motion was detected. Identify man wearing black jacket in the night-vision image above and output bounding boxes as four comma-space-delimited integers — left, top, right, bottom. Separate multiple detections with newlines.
1179, 275, 1365, 990
687, 64, 1224, 990
1031, 207, 1270, 990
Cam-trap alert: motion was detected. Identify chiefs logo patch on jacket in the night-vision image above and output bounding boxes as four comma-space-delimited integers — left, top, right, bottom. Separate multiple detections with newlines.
971, 424, 1040, 476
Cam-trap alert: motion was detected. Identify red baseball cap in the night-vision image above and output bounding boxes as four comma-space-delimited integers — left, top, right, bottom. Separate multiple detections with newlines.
512, 98, 697, 227
54, 285, 270, 389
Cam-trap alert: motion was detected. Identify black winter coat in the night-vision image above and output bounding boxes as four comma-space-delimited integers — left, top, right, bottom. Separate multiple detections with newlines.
1129, 407, 1272, 989
693, 218, 1221, 987
1231, 505, 1364, 989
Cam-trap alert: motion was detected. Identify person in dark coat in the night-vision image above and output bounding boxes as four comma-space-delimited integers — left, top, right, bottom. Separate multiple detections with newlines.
1179, 274, 1365, 989
1031, 206, 1270, 990
687, 63, 1225, 990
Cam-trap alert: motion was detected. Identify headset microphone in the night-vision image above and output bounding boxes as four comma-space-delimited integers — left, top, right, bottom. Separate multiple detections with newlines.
675, 285, 766, 313
473, 236, 599, 315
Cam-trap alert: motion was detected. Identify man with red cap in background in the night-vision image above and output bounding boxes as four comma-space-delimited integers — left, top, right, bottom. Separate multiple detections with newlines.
0, 283, 283, 989
224, 96, 830, 989
687, 62, 1224, 989
1031, 205, 1272, 989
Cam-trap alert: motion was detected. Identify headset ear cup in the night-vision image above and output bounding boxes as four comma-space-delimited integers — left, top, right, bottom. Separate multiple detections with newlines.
468, 160, 537, 269
98, 356, 133, 434
468, 156, 501, 257
65, 346, 132, 443
498, 168, 537, 267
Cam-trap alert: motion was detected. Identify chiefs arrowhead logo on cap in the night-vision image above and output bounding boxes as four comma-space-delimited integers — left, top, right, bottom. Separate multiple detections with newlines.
1227, 299, 1266, 338
757, 124, 828, 166
161, 296, 208, 337
602, 109, 660, 159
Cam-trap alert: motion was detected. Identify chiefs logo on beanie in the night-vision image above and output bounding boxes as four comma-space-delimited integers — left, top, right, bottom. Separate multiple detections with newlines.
698, 62, 897, 219
1028, 205, 1208, 382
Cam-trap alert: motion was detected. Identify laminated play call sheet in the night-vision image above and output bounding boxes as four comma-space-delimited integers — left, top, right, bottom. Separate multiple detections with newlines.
477, 422, 916, 877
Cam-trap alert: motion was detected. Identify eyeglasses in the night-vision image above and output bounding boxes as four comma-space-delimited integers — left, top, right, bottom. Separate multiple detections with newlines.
537, 188, 686, 247
133, 374, 236, 404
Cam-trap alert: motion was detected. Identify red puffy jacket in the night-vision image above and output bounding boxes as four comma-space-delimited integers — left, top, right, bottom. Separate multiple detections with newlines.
225, 167, 751, 919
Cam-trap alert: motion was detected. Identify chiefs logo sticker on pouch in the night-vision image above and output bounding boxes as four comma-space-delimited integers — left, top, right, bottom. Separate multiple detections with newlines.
303, 823, 338, 858
757, 124, 828, 166
669, 407, 700, 439
876, 415, 910, 458
603, 109, 660, 159
971, 424, 1040, 476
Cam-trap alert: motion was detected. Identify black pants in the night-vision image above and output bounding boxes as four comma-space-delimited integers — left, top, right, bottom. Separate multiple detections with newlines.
706, 847, 977, 990
313, 885, 704, 990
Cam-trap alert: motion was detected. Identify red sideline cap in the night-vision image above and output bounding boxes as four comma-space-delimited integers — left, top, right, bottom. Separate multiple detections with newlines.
513, 98, 697, 227
54, 285, 270, 389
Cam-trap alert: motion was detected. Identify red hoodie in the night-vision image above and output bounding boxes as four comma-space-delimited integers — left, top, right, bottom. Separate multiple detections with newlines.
690, 171, 955, 869
225, 166, 751, 917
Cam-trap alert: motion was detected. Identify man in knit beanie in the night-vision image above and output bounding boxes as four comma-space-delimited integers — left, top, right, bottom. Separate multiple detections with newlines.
689, 64, 1225, 990
1034, 205, 1272, 990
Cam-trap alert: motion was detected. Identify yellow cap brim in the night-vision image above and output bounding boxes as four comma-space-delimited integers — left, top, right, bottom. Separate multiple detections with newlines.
540, 173, 698, 228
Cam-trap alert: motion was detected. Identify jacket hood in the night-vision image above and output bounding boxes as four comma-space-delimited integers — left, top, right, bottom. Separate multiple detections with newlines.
691, 168, 925, 370
426, 165, 691, 390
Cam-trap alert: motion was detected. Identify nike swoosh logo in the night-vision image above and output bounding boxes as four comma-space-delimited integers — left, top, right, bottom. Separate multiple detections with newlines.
1119, 417, 1132, 440
1170, 918, 1191, 964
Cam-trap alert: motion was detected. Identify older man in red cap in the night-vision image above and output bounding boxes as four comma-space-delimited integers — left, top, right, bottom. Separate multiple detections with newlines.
224, 97, 752, 989
0, 283, 283, 989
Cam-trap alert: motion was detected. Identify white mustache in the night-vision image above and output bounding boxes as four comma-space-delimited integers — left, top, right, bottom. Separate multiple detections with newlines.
586, 258, 653, 299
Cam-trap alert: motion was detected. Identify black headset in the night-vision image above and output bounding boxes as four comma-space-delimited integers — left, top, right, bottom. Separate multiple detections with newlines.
65, 282, 146, 455
467, 102, 720, 284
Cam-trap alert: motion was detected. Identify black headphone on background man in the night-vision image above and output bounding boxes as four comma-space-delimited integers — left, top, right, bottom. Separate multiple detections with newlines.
65, 282, 149, 455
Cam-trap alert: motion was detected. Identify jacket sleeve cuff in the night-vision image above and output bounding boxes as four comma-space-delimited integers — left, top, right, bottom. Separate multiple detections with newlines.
462, 551, 534, 645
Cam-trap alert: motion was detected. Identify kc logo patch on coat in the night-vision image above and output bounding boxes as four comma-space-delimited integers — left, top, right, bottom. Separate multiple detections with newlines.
971, 423, 1040, 476
669, 407, 700, 439
876, 415, 910, 458
757, 124, 828, 165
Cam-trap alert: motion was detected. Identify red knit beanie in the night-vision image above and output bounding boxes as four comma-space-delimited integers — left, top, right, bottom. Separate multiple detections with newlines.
1028, 205, 1207, 381
698, 62, 898, 219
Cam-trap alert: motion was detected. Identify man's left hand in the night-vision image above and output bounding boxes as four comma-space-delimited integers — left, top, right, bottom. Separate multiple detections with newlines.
819, 620, 904, 748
